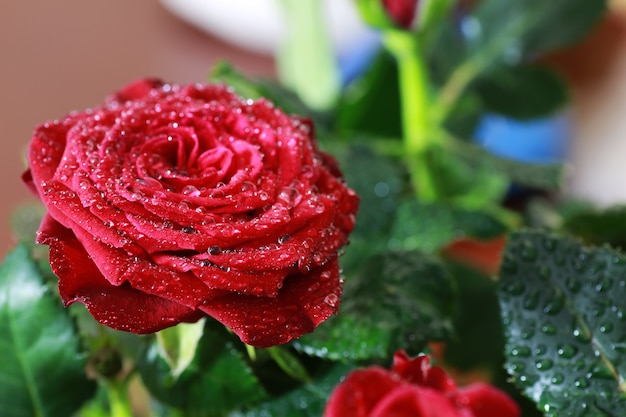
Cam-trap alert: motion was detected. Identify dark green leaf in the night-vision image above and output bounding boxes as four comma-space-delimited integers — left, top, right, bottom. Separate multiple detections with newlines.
562, 205, 626, 248
295, 250, 456, 360
441, 261, 505, 372
424, 141, 510, 208
140, 323, 266, 416
471, 0, 607, 60
499, 230, 626, 416
454, 140, 564, 191
389, 199, 507, 253
0, 244, 96, 417
325, 142, 406, 275
476, 64, 568, 120
335, 51, 402, 138
428, 0, 606, 122
230, 362, 353, 417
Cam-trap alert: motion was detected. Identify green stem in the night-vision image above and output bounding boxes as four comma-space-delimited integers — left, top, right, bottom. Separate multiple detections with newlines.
105, 380, 133, 417
383, 30, 438, 200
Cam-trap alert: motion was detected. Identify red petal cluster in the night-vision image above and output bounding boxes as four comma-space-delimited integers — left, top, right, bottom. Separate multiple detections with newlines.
382, 0, 419, 29
324, 350, 520, 417
23, 79, 359, 347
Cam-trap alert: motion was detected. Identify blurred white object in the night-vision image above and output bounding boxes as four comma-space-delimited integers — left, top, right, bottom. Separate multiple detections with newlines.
159, 0, 372, 56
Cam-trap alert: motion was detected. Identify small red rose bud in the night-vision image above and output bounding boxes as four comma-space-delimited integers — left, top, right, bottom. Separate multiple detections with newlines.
382, 0, 419, 29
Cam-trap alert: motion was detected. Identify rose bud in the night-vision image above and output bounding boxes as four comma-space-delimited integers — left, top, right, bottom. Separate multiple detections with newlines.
23, 79, 359, 348
382, 0, 419, 29
324, 350, 520, 417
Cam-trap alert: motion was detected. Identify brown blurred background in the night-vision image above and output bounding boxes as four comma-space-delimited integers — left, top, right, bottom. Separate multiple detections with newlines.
0, 1, 275, 252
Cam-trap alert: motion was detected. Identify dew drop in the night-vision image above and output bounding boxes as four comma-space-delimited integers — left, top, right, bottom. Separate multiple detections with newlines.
541, 322, 557, 335
208, 245, 222, 255
277, 186, 301, 207
557, 344, 578, 359
241, 181, 257, 193
520, 327, 535, 340
574, 378, 590, 389
599, 322, 614, 334
538, 265, 551, 281
510, 345, 531, 357
565, 276, 582, 293
573, 326, 591, 343
543, 291, 565, 315
534, 344, 547, 356
535, 359, 553, 371
182, 185, 201, 197
551, 373, 565, 384
324, 294, 339, 308
503, 280, 525, 296
541, 236, 557, 253
278, 234, 291, 244
181, 226, 196, 234
519, 240, 538, 262
523, 290, 540, 310
500, 255, 518, 274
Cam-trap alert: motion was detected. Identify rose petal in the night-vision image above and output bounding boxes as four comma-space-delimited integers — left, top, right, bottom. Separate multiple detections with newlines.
42, 217, 203, 333
200, 259, 342, 347
370, 386, 462, 417
392, 351, 457, 393
453, 383, 520, 417
324, 367, 402, 417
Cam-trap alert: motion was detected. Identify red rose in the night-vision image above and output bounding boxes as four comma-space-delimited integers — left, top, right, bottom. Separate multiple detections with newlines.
23, 79, 359, 348
324, 350, 519, 417
382, 0, 419, 29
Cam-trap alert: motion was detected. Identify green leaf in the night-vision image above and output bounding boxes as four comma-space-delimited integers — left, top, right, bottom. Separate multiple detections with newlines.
230, 362, 353, 417
210, 62, 317, 122
140, 322, 267, 416
295, 250, 456, 360
441, 261, 505, 373
429, 0, 606, 122
499, 230, 626, 416
324, 142, 406, 275
476, 64, 568, 120
156, 318, 206, 380
471, 0, 607, 60
388, 199, 507, 253
335, 51, 403, 138
0, 244, 96, 417
454, 140, 564, 191
425, 141, 510, 208
562, 205, 626, 248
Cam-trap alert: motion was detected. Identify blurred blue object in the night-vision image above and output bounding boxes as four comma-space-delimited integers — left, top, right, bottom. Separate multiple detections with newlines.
474, 112, 571, 164
338, 31, 381, 86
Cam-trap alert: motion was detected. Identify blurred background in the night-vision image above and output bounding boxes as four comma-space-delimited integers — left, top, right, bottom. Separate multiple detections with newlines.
2, 0, 626, 252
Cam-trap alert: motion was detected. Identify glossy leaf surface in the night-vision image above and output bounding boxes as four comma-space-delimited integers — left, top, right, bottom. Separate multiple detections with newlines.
0, 244, 96, 417
499, 230, 626, 416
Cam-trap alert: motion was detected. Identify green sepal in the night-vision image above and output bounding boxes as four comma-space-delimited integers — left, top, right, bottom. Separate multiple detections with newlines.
156, 318, 206, 380
139, 322, 267, 415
